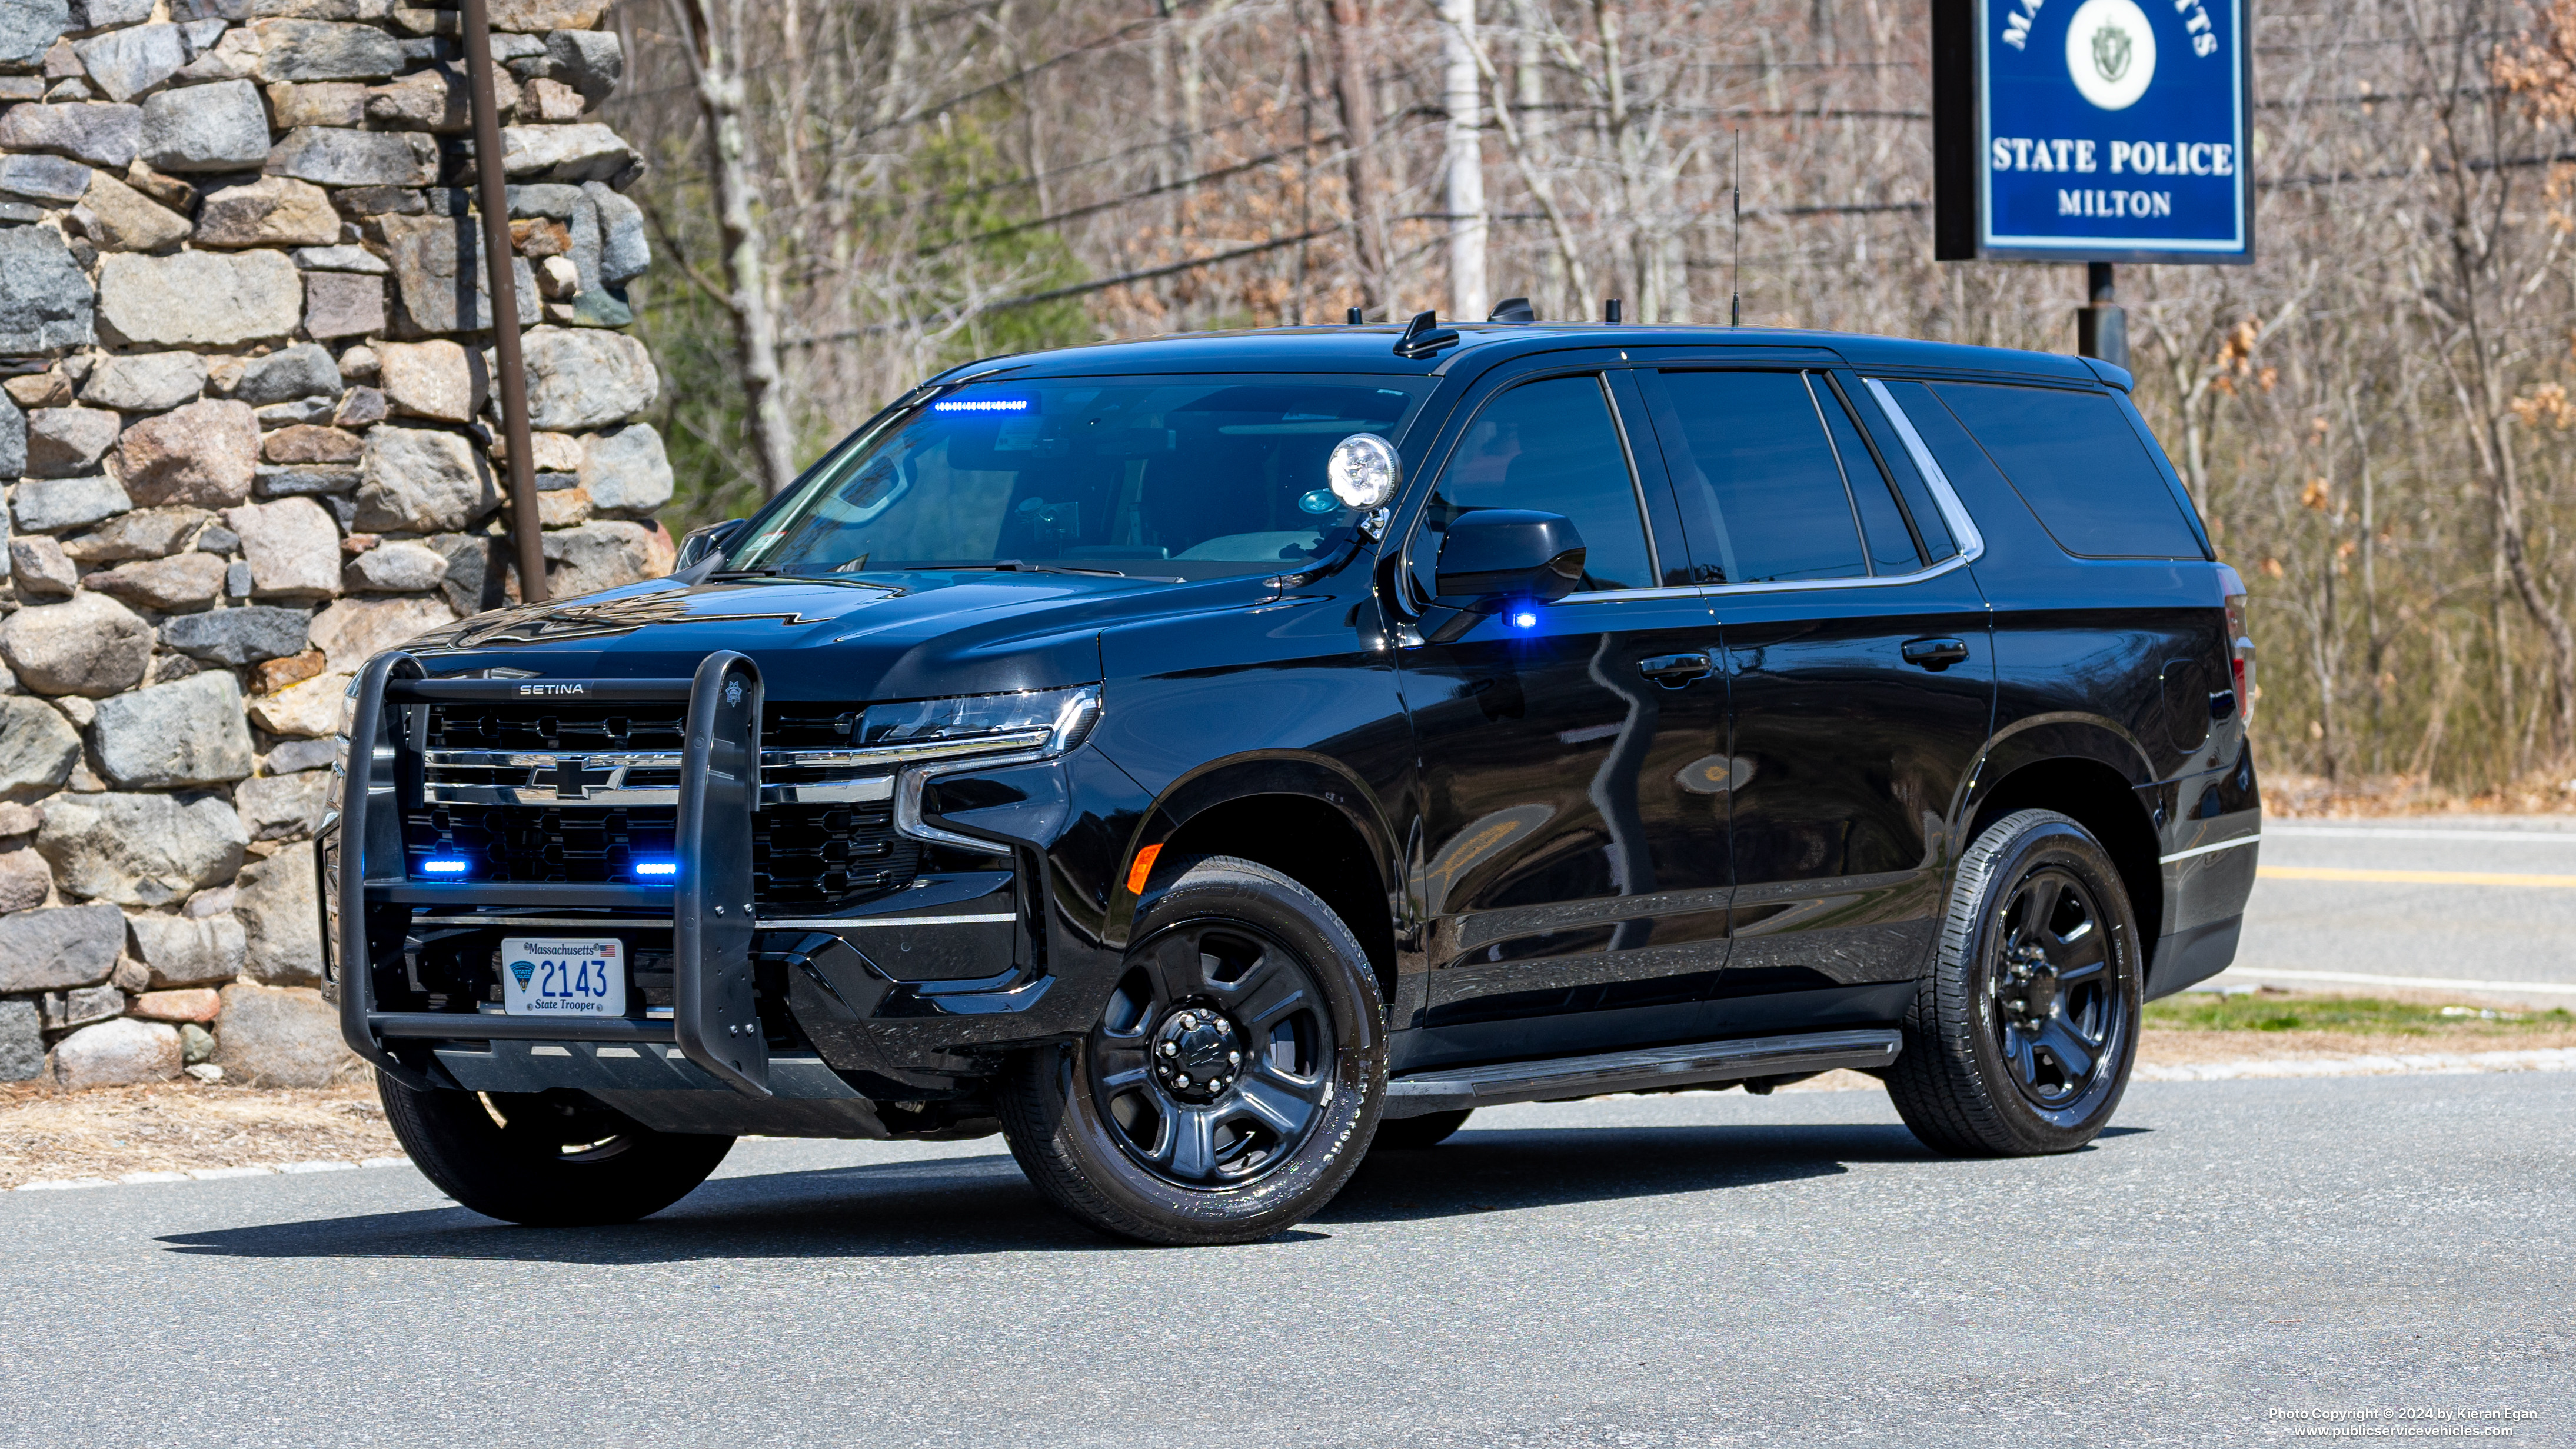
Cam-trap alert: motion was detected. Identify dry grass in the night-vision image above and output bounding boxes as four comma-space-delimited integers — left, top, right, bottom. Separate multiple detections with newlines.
2262, 768, 2576, 817
0, 1077, 401, 1190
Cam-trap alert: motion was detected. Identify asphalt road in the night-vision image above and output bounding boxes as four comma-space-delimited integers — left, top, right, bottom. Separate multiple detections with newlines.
2223, 817, 2576, 1005
6, 1074, 2570, 1447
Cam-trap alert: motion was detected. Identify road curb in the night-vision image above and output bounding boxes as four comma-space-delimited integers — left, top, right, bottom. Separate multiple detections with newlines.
11, 1157, 413, 1193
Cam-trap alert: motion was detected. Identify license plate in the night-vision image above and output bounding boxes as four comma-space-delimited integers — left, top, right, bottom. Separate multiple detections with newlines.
500, 937, 627, 1017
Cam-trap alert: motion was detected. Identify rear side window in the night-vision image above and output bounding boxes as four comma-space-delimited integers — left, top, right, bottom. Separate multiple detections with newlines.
1843, 379, 1958, 561
1651, 371, 1868, 584
1924, 382, 2204, 559
1814, 379, 1924, 574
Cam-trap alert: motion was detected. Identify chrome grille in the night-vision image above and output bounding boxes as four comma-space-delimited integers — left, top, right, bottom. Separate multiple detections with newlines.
401, 699, 920, 909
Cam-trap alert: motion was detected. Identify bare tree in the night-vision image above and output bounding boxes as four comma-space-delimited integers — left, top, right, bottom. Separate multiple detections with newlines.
1437, 0, 1489, 320
664, 0, 797, 498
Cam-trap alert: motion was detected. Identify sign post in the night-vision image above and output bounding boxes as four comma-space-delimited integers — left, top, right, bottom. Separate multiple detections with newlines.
1933, 0, 2253, 369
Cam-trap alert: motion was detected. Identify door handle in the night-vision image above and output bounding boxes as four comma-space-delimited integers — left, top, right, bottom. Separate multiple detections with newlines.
1638, 652, 1713, 686
1901, 637, 1971, 671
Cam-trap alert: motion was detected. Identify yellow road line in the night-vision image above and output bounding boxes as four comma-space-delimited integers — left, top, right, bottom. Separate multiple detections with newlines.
2258, 865, 2576, 889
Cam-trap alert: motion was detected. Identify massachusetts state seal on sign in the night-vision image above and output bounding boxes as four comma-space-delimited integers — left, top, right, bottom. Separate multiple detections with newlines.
2064, 0, 2156, 110
2092, 22, 2132, 82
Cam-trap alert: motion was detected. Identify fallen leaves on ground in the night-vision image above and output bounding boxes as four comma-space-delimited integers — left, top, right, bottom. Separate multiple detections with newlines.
0, 1077, 400, 1190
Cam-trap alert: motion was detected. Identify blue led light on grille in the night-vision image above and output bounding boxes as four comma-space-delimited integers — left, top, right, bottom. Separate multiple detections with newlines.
1508, 609, 1540, 631
634, 860, 679, 878
421, 859, 470, 875
931, 398, 1031, 413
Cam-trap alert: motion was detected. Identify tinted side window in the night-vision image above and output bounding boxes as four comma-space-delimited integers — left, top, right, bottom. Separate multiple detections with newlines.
1927, 381, 2205, 559
1427, 373, 1655, 592
1653, 370, 1866, 584
1844, 378, 1957, 560
1815, 379, 1923, 574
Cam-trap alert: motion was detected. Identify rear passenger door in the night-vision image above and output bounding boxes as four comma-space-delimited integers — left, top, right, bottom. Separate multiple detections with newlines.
1632, 368, 1995, 1032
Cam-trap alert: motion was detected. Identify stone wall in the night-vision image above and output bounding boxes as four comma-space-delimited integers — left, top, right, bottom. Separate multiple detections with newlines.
0, 0, 672, 1090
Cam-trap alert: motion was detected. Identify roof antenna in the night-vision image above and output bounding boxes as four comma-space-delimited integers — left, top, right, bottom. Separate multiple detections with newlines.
1393, 308, 1460, 358
1347, 305, 1365, 325
1730, 128, 1742, 327
1603, 298, 1623, 324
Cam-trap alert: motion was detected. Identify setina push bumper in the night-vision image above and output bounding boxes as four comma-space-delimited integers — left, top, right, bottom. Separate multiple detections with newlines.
322, 649, 1096, 1139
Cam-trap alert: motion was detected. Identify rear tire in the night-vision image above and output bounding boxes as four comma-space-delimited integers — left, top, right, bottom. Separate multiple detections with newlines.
379, 1073, 734, 1226
998, 855, 1386, 1245
1370, 1108, 1472, 1150
1886, 809, 2142, 1157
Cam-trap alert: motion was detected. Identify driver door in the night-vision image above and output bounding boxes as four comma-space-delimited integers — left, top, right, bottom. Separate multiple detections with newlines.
1395, 368, 1730, 1069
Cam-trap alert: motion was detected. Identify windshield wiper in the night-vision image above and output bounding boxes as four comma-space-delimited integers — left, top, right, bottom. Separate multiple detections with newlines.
708, 567, 898, 590
883, 559, 1132, 578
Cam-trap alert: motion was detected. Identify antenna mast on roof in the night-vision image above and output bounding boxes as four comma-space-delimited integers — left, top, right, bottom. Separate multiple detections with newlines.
1730, 129, 1742, 328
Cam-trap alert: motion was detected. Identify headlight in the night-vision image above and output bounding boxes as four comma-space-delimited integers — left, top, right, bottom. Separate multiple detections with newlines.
860, 684, 1101, 764
881, 685, 1101, 854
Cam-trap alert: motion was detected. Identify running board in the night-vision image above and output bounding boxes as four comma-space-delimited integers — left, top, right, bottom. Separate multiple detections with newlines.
1380, 1029, 1902, 1118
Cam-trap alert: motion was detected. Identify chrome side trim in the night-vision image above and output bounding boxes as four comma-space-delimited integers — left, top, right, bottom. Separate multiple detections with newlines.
1698, 551, 1973, 599
1551, 585, 1710, 605
2159, 835, 2261, 865
1861, 376, 1988, 562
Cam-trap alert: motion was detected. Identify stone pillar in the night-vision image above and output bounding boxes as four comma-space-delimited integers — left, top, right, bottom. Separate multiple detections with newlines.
0, 0, 674, 1088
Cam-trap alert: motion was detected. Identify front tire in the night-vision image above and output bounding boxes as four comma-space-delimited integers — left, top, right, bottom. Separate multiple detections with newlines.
1886, 810, 2142, 1157
380, 1074, 734, 1226
998, 855, 1386, 1245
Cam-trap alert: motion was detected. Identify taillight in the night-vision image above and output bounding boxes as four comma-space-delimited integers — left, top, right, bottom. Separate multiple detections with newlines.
2215, 563, 2255, 724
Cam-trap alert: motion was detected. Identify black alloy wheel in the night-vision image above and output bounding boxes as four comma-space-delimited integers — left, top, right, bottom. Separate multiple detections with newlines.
1089, 921, 1339, 1187
1885, 808, 2141, 1157
378, 1074, 735, 1226
999, 855, 1386, 1245
1989, 866, 2122, 1118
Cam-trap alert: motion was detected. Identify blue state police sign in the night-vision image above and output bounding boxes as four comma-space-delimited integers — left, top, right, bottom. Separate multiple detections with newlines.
1933, 0, 2254, 264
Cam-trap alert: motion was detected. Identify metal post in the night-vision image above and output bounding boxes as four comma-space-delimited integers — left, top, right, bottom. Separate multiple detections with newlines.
460, 0, 548, 604
2077, 260, 2126, 371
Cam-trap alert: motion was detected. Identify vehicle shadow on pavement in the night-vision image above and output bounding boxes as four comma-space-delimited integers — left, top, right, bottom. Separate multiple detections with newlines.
151, 1119, 2025, 1261
1324, 1121, 1931, 1223
155, 1152, 1096, 1264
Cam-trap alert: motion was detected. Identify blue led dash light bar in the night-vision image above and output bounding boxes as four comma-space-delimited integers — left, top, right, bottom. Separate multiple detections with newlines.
932, 398, 1031, 413
633, 860, 679, 878
421, 859, 470, 875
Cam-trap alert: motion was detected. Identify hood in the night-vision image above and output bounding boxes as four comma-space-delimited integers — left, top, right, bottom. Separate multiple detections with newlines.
403, 567, 1273, 702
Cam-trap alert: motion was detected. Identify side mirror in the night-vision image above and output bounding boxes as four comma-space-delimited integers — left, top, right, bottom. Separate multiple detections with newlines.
674, 518, 748, 573
1434, 509, 1585, 611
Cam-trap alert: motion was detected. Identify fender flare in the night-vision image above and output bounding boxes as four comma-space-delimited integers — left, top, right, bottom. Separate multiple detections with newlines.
1959, 711, 2160, 826
1105, 751, 1405, 951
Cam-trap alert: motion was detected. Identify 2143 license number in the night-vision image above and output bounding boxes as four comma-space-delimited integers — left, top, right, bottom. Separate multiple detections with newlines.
499, 937, 627, 1017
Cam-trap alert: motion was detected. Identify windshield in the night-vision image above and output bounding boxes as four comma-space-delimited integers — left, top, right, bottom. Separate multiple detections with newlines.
727, 374, 1435, 579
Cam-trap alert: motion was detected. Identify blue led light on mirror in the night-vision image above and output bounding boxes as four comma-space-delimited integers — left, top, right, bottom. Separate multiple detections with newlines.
421, 860, 469, 875
1508, 609, 1540, 630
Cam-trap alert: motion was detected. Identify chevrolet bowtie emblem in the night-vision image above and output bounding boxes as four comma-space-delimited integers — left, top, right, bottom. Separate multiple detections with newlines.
555, 756, 595, 800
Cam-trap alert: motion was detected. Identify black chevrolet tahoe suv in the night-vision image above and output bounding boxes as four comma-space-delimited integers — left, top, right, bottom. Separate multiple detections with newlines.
324, 318, 2261, 1244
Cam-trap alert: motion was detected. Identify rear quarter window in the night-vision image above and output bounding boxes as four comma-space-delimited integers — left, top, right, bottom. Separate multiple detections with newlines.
1922, 381, 2206, 561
